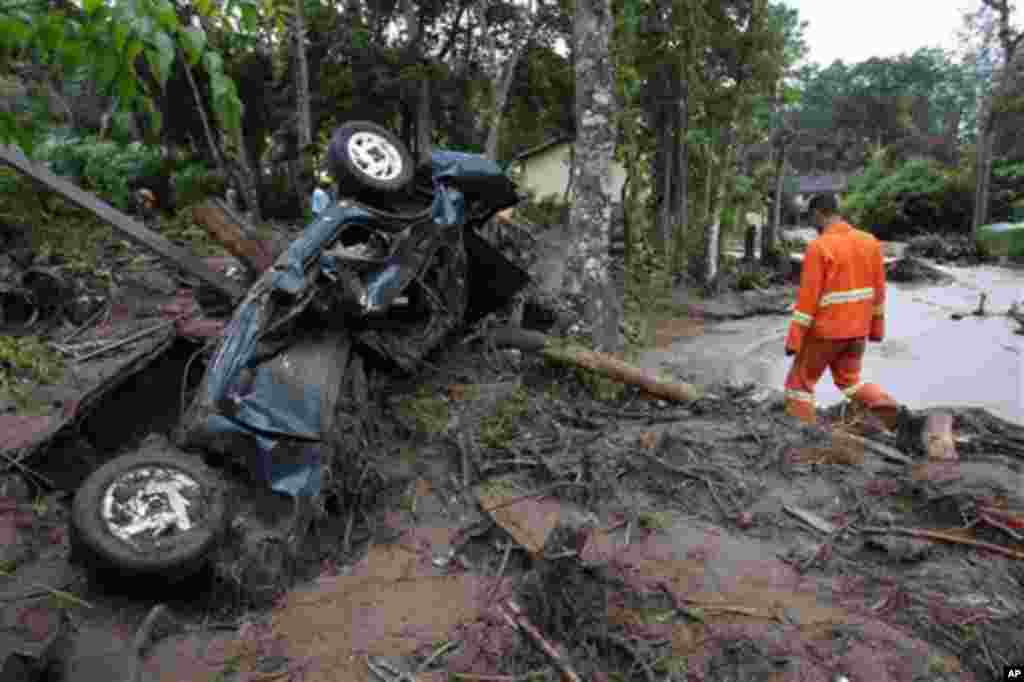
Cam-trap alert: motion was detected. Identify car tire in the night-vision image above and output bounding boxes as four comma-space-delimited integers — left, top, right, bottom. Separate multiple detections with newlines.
326, 121, 415, 199
70, 450, 230, 579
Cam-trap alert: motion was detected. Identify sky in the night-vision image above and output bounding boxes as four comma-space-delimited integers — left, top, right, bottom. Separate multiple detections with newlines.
782, 0, 980, 68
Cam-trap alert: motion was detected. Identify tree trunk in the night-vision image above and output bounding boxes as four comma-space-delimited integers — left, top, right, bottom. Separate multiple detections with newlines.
180, 48, 222, 168
231, 128, 263, 222
654, 93, 672, 257
670, 81, 688, 275
764, 149, 785, 265
973, 121, 996, 232
484, 5, 539, 161
703, 141, 734, 288
563, 0, 619, 352
294, 0, 313, 200
416, 74, 432, 164
562, 143, 575, 205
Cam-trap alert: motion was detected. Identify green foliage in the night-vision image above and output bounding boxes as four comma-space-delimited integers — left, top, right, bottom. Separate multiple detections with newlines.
844, 156, 972, 238
994, 159, 1024, 181
171, 160, 226, 206
0, 0, 245, 150
480, 385, 529, 449
0, 336, 65, 410
517, 194, 569, 228
38, 136, 162, 211
396, 386, 451, 436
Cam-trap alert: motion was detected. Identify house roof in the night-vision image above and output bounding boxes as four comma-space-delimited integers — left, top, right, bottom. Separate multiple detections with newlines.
791, 174, 850, 195
512, 136, 573, 162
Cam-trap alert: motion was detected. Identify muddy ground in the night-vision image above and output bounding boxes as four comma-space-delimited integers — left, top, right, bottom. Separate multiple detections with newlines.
2, 219, 1024, 682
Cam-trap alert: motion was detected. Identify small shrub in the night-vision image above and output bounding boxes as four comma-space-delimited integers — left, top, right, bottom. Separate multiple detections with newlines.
517, 194, 569, 228
38, 136, 162, 211
0, 336, 65, 410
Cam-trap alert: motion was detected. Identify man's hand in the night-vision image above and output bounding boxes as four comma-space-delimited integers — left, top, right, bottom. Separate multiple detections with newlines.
785, 348, 796, 358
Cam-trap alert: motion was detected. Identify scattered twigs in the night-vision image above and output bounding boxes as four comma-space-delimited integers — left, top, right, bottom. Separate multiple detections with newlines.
977, 513, 1024, 542
126, 604, 173, 682
783, 504, 837, 534
75, 314, 186, 363
450, 672, 551, 681
859, 526, 1024, 560
61, 300, 111, 344
0, 567, 94, 608
498, 599, 582, 682
602, 634, 658, 682
415, 640, 460, 675
832, 431, 914, 465
0, 449, 55, 488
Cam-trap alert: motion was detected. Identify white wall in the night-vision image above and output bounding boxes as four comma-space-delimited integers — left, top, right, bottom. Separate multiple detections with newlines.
511, 143, 632, 203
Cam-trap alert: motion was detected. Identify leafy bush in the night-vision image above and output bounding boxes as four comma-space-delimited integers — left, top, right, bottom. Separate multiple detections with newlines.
517, 193, 569, 228
171, 160, 226, 207
844, 157, 973, 239
37, 136, 162, 211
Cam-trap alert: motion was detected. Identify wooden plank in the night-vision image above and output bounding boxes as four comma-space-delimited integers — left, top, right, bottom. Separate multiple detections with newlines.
0, 144, 246, 302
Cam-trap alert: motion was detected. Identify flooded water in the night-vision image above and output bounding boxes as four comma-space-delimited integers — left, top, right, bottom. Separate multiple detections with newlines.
644, 263, 1024, 425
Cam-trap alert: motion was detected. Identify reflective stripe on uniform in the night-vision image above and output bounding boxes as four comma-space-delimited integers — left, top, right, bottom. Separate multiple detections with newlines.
820, 287, 875, 307
842, 382, 865, 398
873, 304, 884, 317
792, 311, 813, 327
785, 389, 815, 404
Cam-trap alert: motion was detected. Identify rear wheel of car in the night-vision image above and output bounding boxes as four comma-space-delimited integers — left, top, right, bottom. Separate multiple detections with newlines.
327, 121, 415, 200
70, 450, 230, 579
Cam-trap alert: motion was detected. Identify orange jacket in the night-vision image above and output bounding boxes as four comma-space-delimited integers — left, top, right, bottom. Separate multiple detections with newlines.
785, 221, 886, 354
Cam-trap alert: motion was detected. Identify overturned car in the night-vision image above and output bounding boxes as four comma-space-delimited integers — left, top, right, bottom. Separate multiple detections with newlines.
69, 121, 531, 578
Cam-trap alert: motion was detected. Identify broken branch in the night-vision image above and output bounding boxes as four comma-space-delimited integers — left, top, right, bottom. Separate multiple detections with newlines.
783, 504, 837, 534
832, 431, 914, 465
859, 526, 1024, 560
74, 314, 185, 363
192, 201, 275, 276
498, 599, 582, 682
489, 327, 701, 402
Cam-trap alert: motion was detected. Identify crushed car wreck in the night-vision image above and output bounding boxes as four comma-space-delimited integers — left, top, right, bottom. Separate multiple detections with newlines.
63, 121, 532, 578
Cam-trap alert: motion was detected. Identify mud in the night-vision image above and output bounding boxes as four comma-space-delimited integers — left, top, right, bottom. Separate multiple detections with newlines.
5, 214, 1024, 681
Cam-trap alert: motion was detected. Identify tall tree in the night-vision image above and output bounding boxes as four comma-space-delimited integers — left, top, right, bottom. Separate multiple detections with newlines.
564, 0, 620, 351
294, 0, 313, 199
969, 0, 1021, 231
483, 0, 543, 159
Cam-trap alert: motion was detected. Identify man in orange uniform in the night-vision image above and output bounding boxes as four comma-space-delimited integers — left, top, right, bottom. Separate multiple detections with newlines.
783, 193, 901, 426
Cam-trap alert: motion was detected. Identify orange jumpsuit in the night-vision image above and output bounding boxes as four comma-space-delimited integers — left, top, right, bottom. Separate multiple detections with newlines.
783, 221, 899, 425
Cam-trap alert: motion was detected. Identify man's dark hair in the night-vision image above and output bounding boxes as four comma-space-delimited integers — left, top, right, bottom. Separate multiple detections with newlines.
808, 193, 839, 215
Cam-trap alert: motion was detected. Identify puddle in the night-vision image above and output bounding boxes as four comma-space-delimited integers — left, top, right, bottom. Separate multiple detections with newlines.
642, 263, 1024, 424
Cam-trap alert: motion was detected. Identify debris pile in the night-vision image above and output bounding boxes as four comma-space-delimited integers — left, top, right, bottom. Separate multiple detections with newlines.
886, 256, 955, 284
906, 233, 990, 265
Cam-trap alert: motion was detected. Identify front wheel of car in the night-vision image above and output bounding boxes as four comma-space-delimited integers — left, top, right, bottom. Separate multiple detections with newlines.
70, 450, 230, 579
327, 121, 415, 199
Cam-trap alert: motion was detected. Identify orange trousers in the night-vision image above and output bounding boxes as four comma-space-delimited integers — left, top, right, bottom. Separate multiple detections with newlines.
784, 335, 899, 426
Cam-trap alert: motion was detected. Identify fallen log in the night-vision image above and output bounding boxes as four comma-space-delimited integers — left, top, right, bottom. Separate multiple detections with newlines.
489, 326, 701, 402
0, 144, 245, 302
923, 412, 957, 461
191, 200, 275, 276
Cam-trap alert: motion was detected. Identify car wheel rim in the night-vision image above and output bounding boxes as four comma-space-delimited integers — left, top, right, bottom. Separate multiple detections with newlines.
347, 131, 404, 182
101, 466, 205, 549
